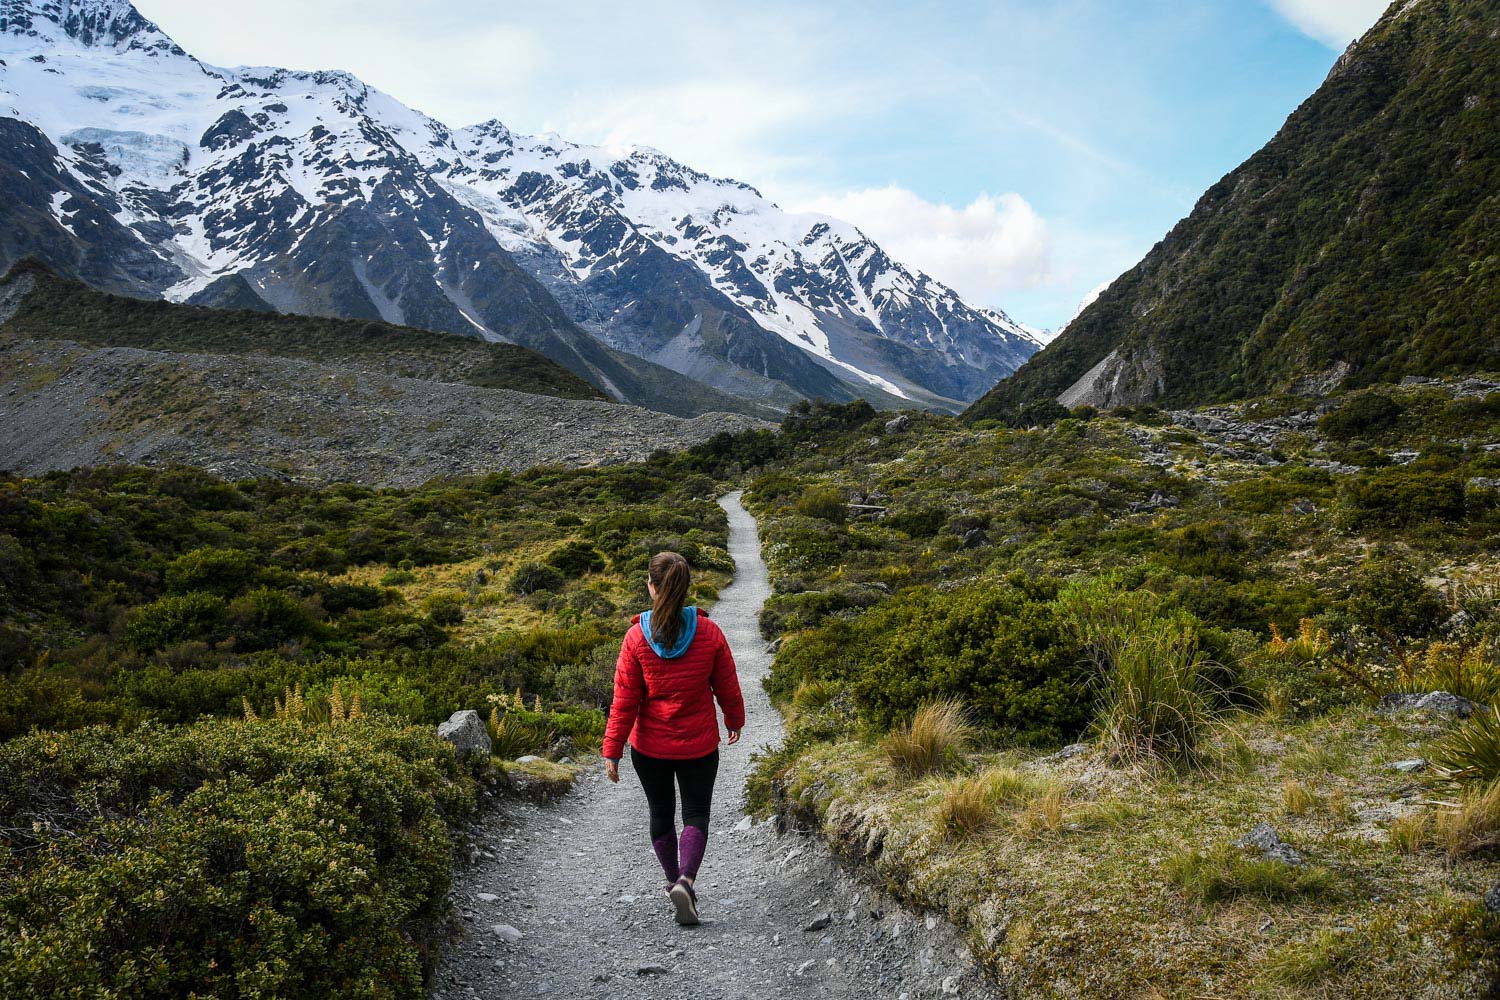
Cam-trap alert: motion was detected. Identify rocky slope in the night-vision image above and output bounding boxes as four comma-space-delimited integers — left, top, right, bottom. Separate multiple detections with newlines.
0, 337, 767, 486
0, 0, 1039, 413
968, 0, 1500, 421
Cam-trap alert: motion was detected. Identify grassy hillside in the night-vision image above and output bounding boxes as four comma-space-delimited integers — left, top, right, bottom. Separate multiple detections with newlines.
738, 387, 1500, 994
0, 260, 605, 401
969, 0, 1500, 422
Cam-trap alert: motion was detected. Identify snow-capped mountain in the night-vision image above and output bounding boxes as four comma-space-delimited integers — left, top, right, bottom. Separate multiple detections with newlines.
0, 0, 1040, 411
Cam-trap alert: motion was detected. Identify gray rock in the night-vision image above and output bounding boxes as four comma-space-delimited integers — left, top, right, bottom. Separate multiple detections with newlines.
636, 962, 670, 976
438, 710, 492, 757
1388, 759, 1427, 773
490, 924, 523, 944
804, 912, 833, 932
960, 528, 989, 549
1378, 691, 1485, 719
1234, 822, 1305, 867
1486, 884, 1500, 913
515, 754, 544, 764
475, 892, 499, 903
884, 414, 911, 434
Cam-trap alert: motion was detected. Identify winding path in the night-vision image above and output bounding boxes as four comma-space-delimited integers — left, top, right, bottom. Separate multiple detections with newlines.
432, 492, 978, 999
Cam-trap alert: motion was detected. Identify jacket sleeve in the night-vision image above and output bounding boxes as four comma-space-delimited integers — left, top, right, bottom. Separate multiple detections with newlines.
710, 629, 746, 731
601, 634, 644, 760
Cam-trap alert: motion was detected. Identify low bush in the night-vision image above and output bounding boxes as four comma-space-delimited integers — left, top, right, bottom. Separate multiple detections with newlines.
424, 590, 466, 625
544, 540, 606, 578
1057, 578, 1217, 767
123, 591, 227, 651
509, 562, 566, 595
0, 712, 476, 998
1433, 708, 1500, 787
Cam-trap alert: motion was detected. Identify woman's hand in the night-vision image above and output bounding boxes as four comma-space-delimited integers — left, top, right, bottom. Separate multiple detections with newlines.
726, 728, 741, 746
605, 758, 619, 783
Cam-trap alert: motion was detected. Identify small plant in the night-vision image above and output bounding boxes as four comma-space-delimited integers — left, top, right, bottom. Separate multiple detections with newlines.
1263, 928, 1362, 986
1016, 785, 1067, 838
1165, 843, 1334, 906
1432, 707, 1500, 786
882, 699, 974, 777
1058, 578, 1217, 767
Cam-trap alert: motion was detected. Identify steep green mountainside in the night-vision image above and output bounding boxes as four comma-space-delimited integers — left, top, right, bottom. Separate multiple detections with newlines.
0, 260, 602, 401
970, 0, 1499, 422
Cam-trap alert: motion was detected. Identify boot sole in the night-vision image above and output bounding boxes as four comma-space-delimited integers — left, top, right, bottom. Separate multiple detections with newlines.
669, 883, 700, 925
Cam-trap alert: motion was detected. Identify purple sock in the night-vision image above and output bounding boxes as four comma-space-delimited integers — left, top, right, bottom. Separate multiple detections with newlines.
651, 832, 680, 884
679, 824, 708, 880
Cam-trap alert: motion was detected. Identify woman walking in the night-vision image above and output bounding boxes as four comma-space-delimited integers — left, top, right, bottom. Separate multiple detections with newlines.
602, 551, 745, 925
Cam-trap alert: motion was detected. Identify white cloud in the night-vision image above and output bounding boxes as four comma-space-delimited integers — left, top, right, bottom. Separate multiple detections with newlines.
1267, 0, 1389, 48
794, 186, 1053, 304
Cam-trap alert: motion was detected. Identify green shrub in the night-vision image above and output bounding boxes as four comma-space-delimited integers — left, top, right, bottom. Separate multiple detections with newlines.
1433, 708, 1500, 787
163, 547, 261, 597
0, 714, 476, 998
796, 486, 847, 524
423, 591, 466, 626
1337, 468, 1466, 530
544, 540, 606, 578
509, 562, 566, 595
123, 592, 228, 651
777, 584, 1089, 745
1341, 555, 1446, 640
380, 568, 416, 586
1319, 392, 1404, 440
227, 587, 320, 649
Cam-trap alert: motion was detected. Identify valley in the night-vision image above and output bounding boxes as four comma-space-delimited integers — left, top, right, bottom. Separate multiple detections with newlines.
1, 0, 1499, 996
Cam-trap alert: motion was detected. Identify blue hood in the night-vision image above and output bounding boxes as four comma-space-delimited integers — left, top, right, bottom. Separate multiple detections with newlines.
639, 606, 698, 659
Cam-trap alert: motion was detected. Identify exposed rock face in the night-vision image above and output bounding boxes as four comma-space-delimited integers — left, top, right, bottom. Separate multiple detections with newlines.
438, 710, 492, 757
1056, 345, 1166, 409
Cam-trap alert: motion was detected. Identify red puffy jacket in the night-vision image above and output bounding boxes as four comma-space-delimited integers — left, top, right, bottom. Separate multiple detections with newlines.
601, 610, 745, 760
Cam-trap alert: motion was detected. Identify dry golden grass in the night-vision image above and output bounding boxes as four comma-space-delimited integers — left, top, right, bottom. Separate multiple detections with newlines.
1282, 778, 1319, 816
936, 767, 1054, 838
1434, 779, 1500, 858
1388, 811, 1429, 854
1016, 786, 1067, 837
883, 699, 974, 777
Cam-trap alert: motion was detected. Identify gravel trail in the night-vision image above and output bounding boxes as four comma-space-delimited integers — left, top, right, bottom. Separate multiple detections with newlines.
432, 491, 984, 999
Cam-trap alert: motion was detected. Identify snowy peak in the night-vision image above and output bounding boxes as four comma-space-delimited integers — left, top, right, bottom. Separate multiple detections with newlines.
0, 0, 1041, 411
1, 0, 182, 55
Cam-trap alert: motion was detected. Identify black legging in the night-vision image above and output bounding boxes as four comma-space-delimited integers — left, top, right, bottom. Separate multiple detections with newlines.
629, 747, 719, 838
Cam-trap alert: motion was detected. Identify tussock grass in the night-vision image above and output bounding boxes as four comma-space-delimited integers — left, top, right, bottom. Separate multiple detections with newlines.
936, 767, 1055, 838
1388, 811, 1429, 854
883, 700, 974, 777
1016, 786, 1067, 837
1434, 779, 1500, 858
1165, 843, 1335, 906
1058, 578, 1218, 769
1282, 778, 1319, 816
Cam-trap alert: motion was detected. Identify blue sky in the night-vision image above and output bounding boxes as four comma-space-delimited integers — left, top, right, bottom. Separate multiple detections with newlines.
135, 0, 1390, 331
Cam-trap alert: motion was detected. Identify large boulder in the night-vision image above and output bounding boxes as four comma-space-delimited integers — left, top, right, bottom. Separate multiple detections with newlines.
1378, 691, 1485, 719
437, 709, 492, 756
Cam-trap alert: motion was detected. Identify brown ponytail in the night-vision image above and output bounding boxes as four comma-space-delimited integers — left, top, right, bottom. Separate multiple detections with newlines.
648, 551, 691, 648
